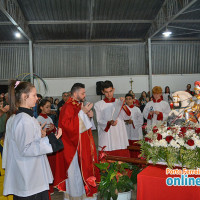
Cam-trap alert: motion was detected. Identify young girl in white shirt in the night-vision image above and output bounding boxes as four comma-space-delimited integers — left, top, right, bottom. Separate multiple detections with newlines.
3, 80, 63, 200
37, 99, 57, 195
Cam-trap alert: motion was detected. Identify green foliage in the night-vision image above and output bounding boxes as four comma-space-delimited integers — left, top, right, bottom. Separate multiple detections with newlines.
140, 140, 200, 169
95, 162, 141, 200
130, 165, 141, 185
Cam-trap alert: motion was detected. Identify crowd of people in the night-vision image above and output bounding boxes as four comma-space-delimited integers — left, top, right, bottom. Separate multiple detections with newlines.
0, 80, 196, 200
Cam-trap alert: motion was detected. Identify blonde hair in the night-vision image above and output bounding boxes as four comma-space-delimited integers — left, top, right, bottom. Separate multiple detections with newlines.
152, 86, 162, 94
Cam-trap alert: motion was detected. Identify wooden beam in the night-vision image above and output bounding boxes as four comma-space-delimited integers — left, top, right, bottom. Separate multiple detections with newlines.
105, 155, 147, 165
127, 146, 141, 151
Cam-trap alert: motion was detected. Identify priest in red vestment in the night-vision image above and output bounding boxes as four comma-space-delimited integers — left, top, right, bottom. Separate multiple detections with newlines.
54, 83, 99, 200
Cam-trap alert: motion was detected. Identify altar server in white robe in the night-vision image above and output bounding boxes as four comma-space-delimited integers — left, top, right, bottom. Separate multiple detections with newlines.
124, 93, 143, 158
3, 80, 63, 200
94, 80, 131, 157
125, 93, 143, 143
143, 86, 171, 129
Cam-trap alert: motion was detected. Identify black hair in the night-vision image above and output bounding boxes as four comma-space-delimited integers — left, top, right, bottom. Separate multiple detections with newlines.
101, 80, 113, 90
125, 93, 133, 98
37, 99, 51, 114
165, 86, 170, 94
37, 94, 42, 99
8, 80, 35, 117
71, 83, 85, 95
62, 92, 68, 96
139, 91, 148, 101
54, 98, 59, 104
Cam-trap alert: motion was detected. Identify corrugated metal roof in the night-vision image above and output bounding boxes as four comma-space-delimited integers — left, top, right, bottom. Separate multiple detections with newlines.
29, 24, 89, 40
92, 23, 150, 39
176, 1, 200, 20
154, 22, 200, 39
0, 10, 9, 21
0, 0, 199, 41
17, 0, 90, 20
0, 25, 27, 41
93, 0, 165, 20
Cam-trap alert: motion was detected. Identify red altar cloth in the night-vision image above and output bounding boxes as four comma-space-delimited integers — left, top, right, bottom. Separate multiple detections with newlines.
137, 165, 200, 200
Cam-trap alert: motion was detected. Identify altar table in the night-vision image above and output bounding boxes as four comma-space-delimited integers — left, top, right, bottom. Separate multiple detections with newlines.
137, 165, 200, 200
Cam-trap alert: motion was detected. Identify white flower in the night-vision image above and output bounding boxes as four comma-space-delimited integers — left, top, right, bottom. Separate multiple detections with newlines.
166, 130, 173, 135
153, 140, 161, 147
176, 138, 184, 146
161, 131, 168, 138
170, 140, 180, 148
159, 139, 168, 147
184, 144, 196, 150
193, 137, 200, 148
195, 140, 200, 148
146, 131, 153, 139
186, 129, 195, 137
175, 135, 180, 140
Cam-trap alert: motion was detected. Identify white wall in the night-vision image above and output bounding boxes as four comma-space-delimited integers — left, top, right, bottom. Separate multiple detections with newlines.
34, 74, 200, 103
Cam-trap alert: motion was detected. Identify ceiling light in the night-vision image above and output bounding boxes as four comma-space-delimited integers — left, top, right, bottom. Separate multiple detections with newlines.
15, 32, 21, 38
162, 29, 172, 37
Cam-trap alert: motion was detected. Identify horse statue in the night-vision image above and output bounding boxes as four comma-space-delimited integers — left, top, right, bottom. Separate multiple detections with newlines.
167, 91, 194, 125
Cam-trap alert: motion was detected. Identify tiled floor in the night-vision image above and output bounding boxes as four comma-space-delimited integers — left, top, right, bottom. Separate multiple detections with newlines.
51, 131, 137, 200
51, 189, 137, 200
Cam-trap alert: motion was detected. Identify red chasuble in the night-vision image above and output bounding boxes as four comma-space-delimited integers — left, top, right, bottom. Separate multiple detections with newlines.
54, 97, 99, 197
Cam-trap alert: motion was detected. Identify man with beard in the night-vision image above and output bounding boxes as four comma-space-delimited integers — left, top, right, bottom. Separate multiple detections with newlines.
54, 83, 99, 200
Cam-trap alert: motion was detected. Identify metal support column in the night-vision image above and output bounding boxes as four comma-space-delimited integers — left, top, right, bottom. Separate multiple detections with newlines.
148, 38, 152, 96
29, 40, 34, 84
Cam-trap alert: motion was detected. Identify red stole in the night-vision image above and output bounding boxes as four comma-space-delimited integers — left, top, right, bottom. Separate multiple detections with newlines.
54, 97, 99, 196
127, 104, 135, 128
39, 113, 48, 119
103, 97, 115, 103
128, 104, 134, 108
152, 98, 162, 103
148, 98, 164, 120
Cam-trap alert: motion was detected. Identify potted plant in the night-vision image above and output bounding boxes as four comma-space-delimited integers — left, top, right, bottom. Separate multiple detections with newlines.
95, 148, 141, 200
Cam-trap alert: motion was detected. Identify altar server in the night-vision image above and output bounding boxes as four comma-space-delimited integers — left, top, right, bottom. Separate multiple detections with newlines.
3, 80, 63, 200
124, 93, 143, 158
94, 80, 131, 157
143, 86, 171, 129
37, 99, 58, 194
125, 93, 143, 143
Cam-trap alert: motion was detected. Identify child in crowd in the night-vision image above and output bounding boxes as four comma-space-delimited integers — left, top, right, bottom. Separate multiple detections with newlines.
125, 93, 143, 158
37, 99, 57, 195
163, 86, 172, 104
139, 91, 149, 112
3, 80, 63, 200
